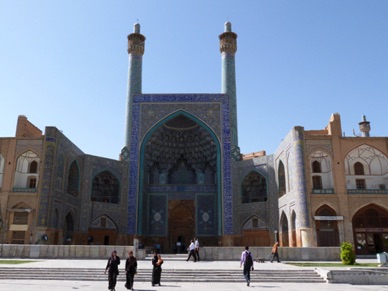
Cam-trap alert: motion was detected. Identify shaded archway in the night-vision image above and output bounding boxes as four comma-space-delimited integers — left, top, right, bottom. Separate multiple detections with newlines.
291, 211, 297, 247
138, 111, 221, 246
168, 200, 195, 253
64, 212, 75, 244
280, 212, 289, 247
88, 215, 118, 245
315, 205, 340, 247
352, 204, 388, 255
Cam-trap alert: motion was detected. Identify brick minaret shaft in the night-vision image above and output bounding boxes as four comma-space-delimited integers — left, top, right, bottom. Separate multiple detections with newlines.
124, 23, 145, 148
219, 22, 240, 160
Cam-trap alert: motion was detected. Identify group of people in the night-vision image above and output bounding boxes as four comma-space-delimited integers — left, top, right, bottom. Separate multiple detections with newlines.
104, 250, 138, 291
104, 249, 163, 291
104, 240, 280, 290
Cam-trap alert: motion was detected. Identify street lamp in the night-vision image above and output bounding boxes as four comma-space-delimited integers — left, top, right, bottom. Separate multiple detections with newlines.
274, 230, 278, 243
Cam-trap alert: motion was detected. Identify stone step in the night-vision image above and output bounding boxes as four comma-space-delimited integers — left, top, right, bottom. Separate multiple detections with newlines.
0, 268, 326, 283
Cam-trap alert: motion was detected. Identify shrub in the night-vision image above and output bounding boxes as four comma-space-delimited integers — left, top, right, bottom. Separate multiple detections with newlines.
340, 242, 356, 265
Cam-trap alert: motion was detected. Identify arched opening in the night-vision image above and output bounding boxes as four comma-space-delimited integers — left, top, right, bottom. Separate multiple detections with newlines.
280, 212, 289, 247
312, 161, 322, 173
29, 161, 38, 173
64, 212, 75, 244
88, 215, 118, 245
278, 161, 286, 197
13, 151, 40, 191
138, 111, 221, 247
168, 200, 195, 253
242, 215, 269, 246
352, 205, 388, 255
67, 161, 79, 196
91, 171, 120, 203
315, 205, 340, 247
241, 171, 267, 203
291, 211, 297, 247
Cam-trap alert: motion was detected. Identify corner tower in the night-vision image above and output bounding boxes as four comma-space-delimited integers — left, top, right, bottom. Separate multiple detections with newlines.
123, 23, 145, 159
219, 22, 240, 161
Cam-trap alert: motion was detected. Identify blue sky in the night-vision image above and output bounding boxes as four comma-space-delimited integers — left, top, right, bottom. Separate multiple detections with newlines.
1, 1, 387, 160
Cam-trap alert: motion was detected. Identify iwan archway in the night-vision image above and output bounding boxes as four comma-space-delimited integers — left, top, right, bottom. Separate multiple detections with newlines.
138, 111, 222, 249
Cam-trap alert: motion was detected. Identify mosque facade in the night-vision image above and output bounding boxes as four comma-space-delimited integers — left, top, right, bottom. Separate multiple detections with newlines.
0, 23, 387, 255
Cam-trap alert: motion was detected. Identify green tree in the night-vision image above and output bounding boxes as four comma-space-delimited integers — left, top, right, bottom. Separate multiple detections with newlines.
340, 242, 356, 265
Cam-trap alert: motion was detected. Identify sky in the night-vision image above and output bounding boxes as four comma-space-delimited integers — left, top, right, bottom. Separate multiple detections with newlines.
1, 1, 387, 160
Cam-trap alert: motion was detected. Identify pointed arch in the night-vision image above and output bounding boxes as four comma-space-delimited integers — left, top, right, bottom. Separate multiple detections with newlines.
241, 171, 267, 203
91, 170, 120, 203
280, 211, 289, 246
64, 211, 75, 244
88, 215, 118, 245
352, 204, 388, 255
278, 161, 286, 197
314, 205, 339, 246
67, 160, 80, 196
310, 150, 334, 193
345, 145, 388, 192
138, 110, 222, 237
291, 211, 297, 247
13, 150, 40, 190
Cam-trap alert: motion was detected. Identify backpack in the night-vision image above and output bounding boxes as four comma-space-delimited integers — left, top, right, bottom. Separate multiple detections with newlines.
245, 251, 253, 267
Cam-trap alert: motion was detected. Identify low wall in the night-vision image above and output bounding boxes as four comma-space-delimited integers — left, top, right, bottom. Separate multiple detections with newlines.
201, 246, 340, 261
0, 245, 339, 261
0, 244, 146, 260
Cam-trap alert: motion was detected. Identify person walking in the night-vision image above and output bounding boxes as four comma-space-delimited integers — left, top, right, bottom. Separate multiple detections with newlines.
151, 252, 163, 286
194, 237, 200, 261
186, 239, 197, 262
104, 250, 121, 291
240, 246, 254, 287
125, 250, 137, 290
270, 242, 280, 263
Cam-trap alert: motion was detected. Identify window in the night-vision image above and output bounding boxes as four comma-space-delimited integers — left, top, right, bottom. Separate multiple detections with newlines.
241, 171, 267, 203
91, 171, 120, 204
354, 162, 365, 175
28, 177, 37, 189
29, 161, 38, 173
356, 179, 366, 190
13, 212, 29, 224
312, 176, 323, 189
312, 161, 321, 173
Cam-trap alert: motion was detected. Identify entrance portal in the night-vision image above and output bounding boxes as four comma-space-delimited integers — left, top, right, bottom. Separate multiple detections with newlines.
168, 200, 195, 253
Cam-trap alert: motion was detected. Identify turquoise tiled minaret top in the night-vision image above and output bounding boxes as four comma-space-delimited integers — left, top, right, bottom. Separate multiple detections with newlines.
124, 23, 145, 148
219, 22, 240, 161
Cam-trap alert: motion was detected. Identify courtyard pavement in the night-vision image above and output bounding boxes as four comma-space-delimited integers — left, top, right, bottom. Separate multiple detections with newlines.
0, 258, 386, 291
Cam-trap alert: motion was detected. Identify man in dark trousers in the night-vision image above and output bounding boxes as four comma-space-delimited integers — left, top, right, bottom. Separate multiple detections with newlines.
270, 242, 280, 263
105, 250, 121, 291
240, 246, 254, 286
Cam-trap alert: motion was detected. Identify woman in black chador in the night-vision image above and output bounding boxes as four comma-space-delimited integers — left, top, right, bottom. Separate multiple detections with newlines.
151, 252, 164, 286
104, 250, 120, 291
125, 250, 137, 290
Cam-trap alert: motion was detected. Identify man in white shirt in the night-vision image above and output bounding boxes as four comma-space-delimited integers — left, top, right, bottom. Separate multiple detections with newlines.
186, 239, 197, 262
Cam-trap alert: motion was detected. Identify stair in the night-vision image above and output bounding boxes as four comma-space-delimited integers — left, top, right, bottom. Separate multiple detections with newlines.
0, 267, 325, 283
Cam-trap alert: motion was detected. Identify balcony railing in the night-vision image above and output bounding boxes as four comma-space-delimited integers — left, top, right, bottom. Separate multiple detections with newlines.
13, 187, 37, 193
312, 189, 335, 194
347, 189, 388, 194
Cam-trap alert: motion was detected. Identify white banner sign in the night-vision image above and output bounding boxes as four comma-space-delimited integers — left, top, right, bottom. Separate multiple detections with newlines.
314, 216, 343, 221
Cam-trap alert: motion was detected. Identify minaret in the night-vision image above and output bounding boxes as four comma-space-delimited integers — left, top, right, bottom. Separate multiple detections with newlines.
123, 23, 145, 156
359, 115, 371, 137
219, 22, 240, 161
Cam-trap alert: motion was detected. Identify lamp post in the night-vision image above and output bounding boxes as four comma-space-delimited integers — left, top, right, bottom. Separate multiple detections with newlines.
274, 230, 278, 243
